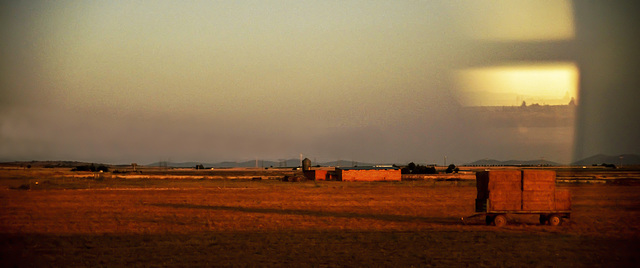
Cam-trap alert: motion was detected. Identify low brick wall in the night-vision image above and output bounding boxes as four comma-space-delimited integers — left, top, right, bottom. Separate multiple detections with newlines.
401, 174, 476, 181
337, 169, 401, 182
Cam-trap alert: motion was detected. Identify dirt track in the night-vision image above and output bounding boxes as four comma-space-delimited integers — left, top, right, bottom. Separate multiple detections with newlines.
1, 181, 639, 266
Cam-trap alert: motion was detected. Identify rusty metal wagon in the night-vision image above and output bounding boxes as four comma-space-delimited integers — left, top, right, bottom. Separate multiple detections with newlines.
463, 170, 571, 227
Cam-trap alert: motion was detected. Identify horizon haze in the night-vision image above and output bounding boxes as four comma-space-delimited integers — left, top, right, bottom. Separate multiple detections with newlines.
1, 1, 638, 165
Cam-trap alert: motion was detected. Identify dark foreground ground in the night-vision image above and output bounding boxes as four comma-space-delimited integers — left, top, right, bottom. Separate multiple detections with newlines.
0, 171, 639, 267
2, 230, 637, 267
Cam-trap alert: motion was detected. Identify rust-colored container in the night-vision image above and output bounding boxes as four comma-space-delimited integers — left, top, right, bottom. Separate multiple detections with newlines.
474, 169, 571, 227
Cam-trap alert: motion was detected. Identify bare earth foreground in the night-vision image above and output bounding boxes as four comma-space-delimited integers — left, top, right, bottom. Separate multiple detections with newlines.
1, 170, 639, 266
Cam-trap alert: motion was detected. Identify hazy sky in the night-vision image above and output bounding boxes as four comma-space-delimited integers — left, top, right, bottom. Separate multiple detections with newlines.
1, 1, 638, 165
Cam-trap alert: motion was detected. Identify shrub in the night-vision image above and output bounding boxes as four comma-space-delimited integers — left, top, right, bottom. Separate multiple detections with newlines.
445, 164, 458, 174
402, 162, 437, 174
71, 164, 109, 172
14, 184, 30, 190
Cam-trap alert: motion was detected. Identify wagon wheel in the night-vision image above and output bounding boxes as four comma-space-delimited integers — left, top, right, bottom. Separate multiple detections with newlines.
539, 214, 548, 225
493, 215, 507, 227
548, 214, 562, 226
485, 215, 494, 225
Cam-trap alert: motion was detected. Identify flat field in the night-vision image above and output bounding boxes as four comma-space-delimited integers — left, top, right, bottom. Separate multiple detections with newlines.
1, 168, 639, 267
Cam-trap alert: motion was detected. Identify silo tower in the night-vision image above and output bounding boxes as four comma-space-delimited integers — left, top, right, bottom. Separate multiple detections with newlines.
302, 158, 312, 171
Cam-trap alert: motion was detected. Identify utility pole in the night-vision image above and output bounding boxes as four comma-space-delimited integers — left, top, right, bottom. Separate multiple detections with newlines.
620, 156, 624, 168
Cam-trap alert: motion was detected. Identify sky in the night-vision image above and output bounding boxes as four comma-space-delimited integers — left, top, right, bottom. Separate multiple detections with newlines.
1, 1, 638, 165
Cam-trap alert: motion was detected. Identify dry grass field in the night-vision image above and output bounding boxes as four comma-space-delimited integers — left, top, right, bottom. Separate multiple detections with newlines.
1, 167, 639, 266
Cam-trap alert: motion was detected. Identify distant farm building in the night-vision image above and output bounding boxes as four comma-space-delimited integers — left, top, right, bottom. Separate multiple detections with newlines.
335, 166, 401, 182
300, 158, 400, 182
303, 169, 330, 181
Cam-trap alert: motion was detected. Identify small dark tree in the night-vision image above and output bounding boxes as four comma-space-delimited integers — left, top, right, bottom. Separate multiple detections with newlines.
415, 165, 437, 174
402, 162, 438, 174
96, 165, 109, 172
401, 162, 416, 174
71, 163, 108, 172
407, 162, 416, 170
446, 164, 457, 174
72, 164, 91, 172
601, 163, 616, 168
428, 166, 437, 174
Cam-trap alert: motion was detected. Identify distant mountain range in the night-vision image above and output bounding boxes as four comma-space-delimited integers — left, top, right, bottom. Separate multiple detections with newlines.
148, 160, 298, 168
3, 154, 638, 168
570, 154, 640, 166
466, 154, 640, 166
151, 154, 640, 168
465, 159, 561, 166
147, 159, 376, 168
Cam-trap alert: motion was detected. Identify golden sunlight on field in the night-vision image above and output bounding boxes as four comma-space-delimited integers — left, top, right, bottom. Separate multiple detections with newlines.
1, 167, 639, 267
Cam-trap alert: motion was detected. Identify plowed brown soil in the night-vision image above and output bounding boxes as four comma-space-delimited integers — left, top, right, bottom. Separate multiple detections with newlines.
1, 177, 639, 266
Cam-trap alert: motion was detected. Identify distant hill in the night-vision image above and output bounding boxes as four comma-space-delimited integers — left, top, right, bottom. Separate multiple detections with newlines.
464, 154, 640, 167
146, 162, 208, 168
0, 160, 104, 168
20, 155, 637, 169
147, 159, 378, 168
318, 160, 375, 167
466, 159, 561, 166
148, 159, 302, 168
571, 154, 640, 166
